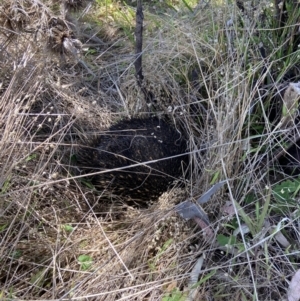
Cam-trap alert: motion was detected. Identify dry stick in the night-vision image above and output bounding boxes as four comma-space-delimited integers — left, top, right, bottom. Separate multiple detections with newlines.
134, 0, 154, 103
134, 0, 144, 88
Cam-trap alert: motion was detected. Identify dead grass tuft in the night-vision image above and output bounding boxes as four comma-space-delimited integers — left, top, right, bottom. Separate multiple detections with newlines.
1, 0, 300, 300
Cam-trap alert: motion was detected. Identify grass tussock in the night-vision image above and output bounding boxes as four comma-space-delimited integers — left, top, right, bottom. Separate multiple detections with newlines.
1, 0, 300, 300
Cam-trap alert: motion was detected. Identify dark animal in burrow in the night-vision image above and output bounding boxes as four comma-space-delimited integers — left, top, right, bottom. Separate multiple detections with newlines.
76, 117, 189, 200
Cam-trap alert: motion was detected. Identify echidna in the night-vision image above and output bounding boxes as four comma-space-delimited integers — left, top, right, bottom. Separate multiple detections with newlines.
76, 117, 189, 200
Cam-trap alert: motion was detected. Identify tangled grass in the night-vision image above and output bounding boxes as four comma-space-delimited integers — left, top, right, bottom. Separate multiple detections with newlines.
1, 0, 300, 300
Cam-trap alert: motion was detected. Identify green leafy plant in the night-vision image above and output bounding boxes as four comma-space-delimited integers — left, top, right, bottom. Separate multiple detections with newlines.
30, 268, 47, 286
1, 177, 11, 194
217, 234, 237, 247
148, 238, 173, 271
62, 224, 74, 232
272, 177, 300, 202
78, 255, 93, 271
162, 288, 186, 301
25, 153, 37, 162
11, 250, 22, 259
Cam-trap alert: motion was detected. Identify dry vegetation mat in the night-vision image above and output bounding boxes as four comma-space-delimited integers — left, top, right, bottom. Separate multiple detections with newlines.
2, 0, 300, 300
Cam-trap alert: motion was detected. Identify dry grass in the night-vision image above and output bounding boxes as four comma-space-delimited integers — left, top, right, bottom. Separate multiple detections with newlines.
1, 0, 300, 300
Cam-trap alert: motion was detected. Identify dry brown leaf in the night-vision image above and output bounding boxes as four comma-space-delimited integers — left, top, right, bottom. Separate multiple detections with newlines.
222, 200, 235, 218
165, 280, 178, 292
274, 230, 291, 248
288, 270, 300, 301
